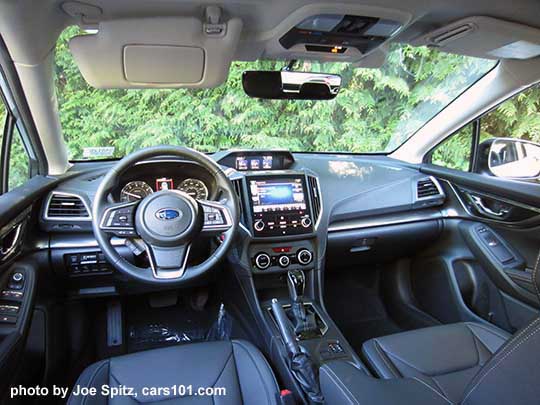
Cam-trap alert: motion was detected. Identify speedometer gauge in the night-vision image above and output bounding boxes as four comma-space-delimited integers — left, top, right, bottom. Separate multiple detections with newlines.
120, 181, 153, 202
177, 178, 209, 200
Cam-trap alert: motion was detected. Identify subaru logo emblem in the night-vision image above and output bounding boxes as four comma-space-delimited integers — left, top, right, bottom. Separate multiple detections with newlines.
155, 208, 181, 221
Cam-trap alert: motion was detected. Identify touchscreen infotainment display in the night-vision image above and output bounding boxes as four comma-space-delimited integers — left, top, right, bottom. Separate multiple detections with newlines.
249, 178, 307, 213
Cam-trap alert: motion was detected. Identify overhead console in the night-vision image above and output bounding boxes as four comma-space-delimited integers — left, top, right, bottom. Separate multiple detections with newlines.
280, 14, 402, 55
262, 5, 411, 63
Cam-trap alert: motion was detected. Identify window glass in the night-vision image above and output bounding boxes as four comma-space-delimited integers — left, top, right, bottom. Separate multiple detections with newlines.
430, 124, 474, 171
8, 126, 30, 190
0, 97, 6, 126
55, 26, 496, 160
480, 85, 540, 144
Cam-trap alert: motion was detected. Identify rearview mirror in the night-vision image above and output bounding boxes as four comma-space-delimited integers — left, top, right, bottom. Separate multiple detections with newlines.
487, 138, 540, 179
242, 70, 341, 100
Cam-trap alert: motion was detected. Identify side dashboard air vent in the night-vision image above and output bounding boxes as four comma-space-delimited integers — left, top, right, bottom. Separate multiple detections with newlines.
46, 193, 90, 220
417, 178, 441, 198
307, 175, 322, 226
414, 177, 445, 208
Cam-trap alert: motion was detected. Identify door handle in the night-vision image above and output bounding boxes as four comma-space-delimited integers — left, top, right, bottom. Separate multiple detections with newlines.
0, 223, 24, 262
468, 194, 509, 219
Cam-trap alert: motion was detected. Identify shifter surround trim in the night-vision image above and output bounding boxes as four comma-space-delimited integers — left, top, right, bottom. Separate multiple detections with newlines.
266, 301, 329, 339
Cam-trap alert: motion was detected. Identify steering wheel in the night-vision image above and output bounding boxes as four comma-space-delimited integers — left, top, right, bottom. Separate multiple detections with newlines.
92, 146, 239, 285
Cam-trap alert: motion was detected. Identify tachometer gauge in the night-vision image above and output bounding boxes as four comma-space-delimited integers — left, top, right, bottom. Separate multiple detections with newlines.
177, 178, 209, 200
120, 181, 154, 202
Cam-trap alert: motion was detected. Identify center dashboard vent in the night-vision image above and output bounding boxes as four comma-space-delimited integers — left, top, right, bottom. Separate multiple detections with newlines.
46, 193, 90, 219
231, 178, 246, 224
307, 175, 322, 225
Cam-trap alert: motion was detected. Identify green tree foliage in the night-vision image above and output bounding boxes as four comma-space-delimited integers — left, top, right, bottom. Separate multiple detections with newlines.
8, 128, 30, 190
55, 26, 496, 161
480, 86, 540, 144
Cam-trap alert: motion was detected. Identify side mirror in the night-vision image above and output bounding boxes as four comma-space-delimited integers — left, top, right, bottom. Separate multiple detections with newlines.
487, 138, 540, 179
242, 70, 341, 100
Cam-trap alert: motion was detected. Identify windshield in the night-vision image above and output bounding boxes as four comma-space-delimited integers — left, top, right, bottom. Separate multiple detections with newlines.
55, 27, 497, 160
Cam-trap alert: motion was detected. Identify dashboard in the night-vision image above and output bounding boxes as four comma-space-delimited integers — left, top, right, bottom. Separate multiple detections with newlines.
40, 149, 447, 282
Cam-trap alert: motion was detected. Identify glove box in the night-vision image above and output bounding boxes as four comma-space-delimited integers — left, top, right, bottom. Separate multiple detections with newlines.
327, 219, 442, 268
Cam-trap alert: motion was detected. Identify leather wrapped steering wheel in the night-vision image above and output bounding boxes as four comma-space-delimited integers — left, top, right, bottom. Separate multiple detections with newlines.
92, 146, 239, 285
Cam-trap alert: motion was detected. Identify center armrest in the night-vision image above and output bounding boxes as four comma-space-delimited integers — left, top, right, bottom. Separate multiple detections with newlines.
319, 360, 451, 405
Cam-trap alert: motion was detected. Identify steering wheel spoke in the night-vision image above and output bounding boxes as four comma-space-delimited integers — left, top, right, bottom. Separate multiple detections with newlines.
200, 200, 234, 235
99, 200, 139, 237
146, 243, 191, 279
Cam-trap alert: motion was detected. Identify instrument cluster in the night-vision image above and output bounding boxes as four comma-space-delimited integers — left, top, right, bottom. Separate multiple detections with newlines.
114, 161, 215, 203
120, 177, 209, 202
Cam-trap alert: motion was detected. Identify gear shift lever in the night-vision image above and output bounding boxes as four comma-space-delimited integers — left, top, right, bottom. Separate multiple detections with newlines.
287, 270, 317, 335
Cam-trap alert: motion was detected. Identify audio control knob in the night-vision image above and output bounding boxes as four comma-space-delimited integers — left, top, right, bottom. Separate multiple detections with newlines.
254, 253, 271, 270
301, 216, 312, 228
297, 249, 313, 265
254, 219, 265, 232
278, 255, 290, 268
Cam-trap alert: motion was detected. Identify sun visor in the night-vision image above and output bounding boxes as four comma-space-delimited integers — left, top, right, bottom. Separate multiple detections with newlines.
414, 16, 540, 60
69, 16, 243, 88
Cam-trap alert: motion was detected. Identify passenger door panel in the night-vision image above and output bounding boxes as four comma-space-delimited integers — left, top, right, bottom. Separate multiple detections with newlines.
420, 164, 540, 331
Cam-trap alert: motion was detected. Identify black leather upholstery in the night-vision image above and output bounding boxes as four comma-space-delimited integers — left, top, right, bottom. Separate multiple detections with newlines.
320, 360, 453, 405
362, 322, 510, 403
460, 317, 540, 405
68, 340, 279, 405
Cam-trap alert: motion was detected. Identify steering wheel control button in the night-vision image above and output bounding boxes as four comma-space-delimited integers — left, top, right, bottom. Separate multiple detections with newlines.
297, 249, 313, 265
254, 253, 271, 270
278, 255, 290, 268
109, 208, 134, 227
254, 219, 265, 232
301, 216, 312, 228
202, 205, 225, 226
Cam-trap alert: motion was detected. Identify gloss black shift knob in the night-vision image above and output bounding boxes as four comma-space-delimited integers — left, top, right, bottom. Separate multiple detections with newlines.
287, 270, 305, 302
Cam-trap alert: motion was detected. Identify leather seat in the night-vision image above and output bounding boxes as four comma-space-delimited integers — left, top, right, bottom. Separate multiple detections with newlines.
68, 340, 279, 405
362, 322, 510, 403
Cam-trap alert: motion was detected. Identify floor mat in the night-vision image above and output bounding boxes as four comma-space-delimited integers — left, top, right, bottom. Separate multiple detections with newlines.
324, 268, 402, 354
125, 293, 246, 353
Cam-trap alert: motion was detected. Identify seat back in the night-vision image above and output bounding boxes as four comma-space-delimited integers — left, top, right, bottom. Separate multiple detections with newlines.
461, 249, 540, 405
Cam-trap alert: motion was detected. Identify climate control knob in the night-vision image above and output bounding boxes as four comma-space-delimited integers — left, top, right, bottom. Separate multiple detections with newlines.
278, 255, 290, 268
301, 217, 312, 228
297, 249, 313, 265
254, 219, 265, 232
254, 253, 271, 270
